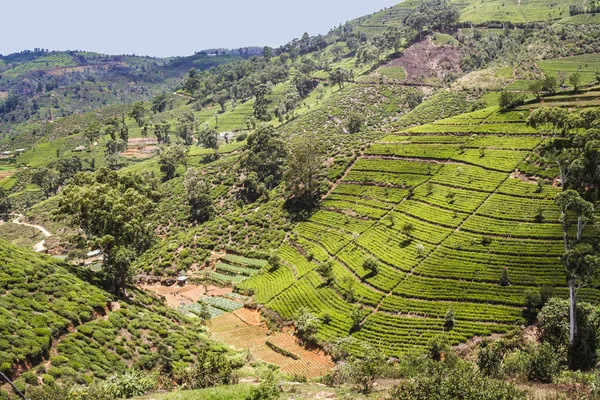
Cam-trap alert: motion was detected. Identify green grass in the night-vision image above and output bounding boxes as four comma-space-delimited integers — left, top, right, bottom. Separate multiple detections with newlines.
378, 66, 407, 80
136, 384, 253, 399
538, 54, 600, 87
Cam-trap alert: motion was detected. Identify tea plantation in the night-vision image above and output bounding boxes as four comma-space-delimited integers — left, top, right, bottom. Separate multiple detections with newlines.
0, 239, 231, 388
240, 104, 600, 356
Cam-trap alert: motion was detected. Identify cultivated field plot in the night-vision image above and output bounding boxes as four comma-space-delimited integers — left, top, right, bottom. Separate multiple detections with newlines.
538, 53, 600, 87
241, 106, 599, 357
209, 311, 334, 378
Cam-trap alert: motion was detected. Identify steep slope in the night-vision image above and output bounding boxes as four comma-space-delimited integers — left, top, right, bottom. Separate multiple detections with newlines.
0, 239, 230, 389
239, 104, 600, 355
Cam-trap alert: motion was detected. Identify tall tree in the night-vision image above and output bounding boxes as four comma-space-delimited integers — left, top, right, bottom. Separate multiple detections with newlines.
214, 90, 228, 113
239, 125, 287, 189
183, 68, 201, 96
356, 43, 379, 67
284, 136, 323, 206
152, 93, 169, 113
198, 125, 219, 158
32, 167, 60, 198
184, 168, 214, 223
158, 145, 186, 181
84, 122, 102, 146
153, 120, 171, 144
105, 139, 127, 169
129, 102, 146, 127
253, 84, 272, 122
176, 111, 198, 145
330, 67, 354, 89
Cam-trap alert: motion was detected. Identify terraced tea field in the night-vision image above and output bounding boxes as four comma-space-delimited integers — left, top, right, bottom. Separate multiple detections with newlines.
240, 106, 600, 356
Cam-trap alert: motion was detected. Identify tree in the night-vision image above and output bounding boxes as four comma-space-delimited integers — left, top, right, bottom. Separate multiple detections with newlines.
526, 107, 573, 135
569, 71, 582, 92
295, 308, 321, 344
384, 26, 404, 53
317, 260, 334, 284
183, 68, 201, 96
53, 156, 83, 182
343, 342, 387, 394
0, 189, 10, 220
284, 136, 323, 206
362, 256, 379, 275
498, 91, 525, 109
184, 168, 213, 223
262, 46, 273, 59
253, 84, 272, 121
346, 112, 364, 133
158, 145, 186, 181
153, 119, 171, 144
129, 102, 146, 127
499, 267, 511, 286
56, 168, 157, 296
32, 167, 60, 198
293, 73, 317, 98
105, 139, 127, 169
539, 298, 600, 370
152, 93, 169, 113
444, 307, 455, 331
198, 125, 219, 158
84, 122, 102, 146
329, 67, 353, 89
356, 43, 379, 67
239, 125, 287, 189
401, 222, 414, 238
176, 112, 198, 145
214, 90, 228, 113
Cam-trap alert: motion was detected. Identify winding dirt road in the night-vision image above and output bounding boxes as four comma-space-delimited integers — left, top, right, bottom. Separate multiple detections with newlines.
12, 214, 52, 252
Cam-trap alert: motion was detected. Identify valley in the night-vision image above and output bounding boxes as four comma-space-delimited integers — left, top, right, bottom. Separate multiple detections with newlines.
2, 0, 600, 399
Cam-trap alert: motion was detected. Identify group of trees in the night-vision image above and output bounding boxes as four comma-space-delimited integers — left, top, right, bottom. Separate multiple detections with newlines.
56, 167, 160, 296
527, 107, 600, 369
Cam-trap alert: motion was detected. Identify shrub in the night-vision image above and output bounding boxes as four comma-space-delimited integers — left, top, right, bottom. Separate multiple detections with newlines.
294, 308, 321, 344
527, 343, 559, 383
477, 340, 504, 378
103, 370, 155, 398
389, 360, 525, 400
245, 370, 280, 400
428, 334, 451, 361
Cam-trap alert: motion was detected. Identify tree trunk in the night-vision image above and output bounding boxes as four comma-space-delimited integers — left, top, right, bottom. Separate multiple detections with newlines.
569, 278, 577, 345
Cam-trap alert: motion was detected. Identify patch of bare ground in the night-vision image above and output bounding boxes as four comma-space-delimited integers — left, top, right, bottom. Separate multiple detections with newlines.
386, 38, 461, 84
141, 284, 232, 308
209, 309, 334, 379
510, 170, 540, 184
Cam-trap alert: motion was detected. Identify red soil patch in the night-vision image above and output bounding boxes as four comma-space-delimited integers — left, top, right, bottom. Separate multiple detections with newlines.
210, 310, 334, 379
0, 170, 16, 180
141, 284, 232, 308
386, 39, 461, 83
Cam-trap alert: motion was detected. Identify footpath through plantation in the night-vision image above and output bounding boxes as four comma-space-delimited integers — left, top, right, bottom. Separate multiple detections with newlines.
239, 104, 600, 356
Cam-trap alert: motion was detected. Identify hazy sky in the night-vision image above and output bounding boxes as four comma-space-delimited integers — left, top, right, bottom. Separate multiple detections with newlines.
3, 1, 400, 57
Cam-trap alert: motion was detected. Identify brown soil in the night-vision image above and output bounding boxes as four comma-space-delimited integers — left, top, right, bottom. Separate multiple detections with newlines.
210, 310, 334, 379
386, 39, 461, 84
141, 284, 232, 308
122, 146, 157, 159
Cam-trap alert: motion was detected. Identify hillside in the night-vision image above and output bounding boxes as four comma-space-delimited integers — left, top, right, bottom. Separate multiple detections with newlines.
0, 238, 246, 398
2, 0, 600, 398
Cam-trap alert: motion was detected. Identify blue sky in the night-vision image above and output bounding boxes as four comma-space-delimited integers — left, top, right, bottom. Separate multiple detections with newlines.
3, 1, 400, 57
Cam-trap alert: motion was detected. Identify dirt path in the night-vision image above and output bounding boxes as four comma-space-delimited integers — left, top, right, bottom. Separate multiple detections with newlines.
12, 214, 52, 252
